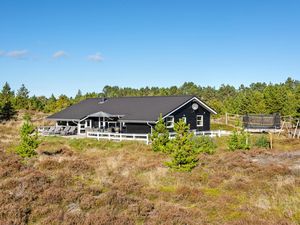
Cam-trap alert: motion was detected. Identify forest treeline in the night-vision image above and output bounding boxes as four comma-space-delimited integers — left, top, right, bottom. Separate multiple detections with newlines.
0, 77, 299, 120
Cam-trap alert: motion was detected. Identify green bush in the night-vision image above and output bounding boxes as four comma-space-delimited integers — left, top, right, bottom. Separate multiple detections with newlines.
255, 135, 270, 148
150, 114, 170, 153
193, 136, 217, 154
228, 130, 250, 151
166, 119, 198, 172
16, 116, 39, 158
151, 117, 218, 171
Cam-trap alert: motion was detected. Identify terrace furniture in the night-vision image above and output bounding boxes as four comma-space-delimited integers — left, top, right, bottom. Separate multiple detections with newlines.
60, 126, 71, 135
42, 126, 55, 135
51, 127, 62, 135
67, 126, 77, 135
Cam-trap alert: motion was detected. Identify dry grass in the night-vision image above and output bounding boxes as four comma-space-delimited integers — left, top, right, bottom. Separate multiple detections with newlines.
0, 112, 300, 224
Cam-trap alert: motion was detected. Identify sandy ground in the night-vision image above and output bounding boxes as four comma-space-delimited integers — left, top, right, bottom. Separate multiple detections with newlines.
250, 150, 300, 175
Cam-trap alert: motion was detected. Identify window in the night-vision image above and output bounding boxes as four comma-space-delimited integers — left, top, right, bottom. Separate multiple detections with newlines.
196, 115, 203, 127
182, 116, 187, 123
166, 116, 174, 128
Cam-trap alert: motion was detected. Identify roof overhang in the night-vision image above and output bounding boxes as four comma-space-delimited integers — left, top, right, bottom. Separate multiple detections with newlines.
46, 118, 80, 121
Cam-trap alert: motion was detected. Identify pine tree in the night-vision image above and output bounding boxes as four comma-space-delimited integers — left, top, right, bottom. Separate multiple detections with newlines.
238, 90, 266, 114
55, 94, 71, 111
0, 82, 14, 103
0, 101, 16, 121
150, 114, 170, 152
0, 82, 16, 121
16, 115, 39, 158
166, 119, 198, 171
44, 94, 57, 113
263, 85, 287, 114
15, 84, 30, 109
75, 89, 83, 103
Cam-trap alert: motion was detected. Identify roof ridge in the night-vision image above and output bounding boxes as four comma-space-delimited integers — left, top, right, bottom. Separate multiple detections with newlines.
86, 95, 195, 100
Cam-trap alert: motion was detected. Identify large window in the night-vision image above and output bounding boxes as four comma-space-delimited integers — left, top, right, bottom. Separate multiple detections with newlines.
196, 115, 203, 127
166, 116, 174, 128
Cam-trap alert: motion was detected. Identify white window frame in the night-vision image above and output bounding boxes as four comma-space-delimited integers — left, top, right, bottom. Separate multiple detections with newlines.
196, 115, 203, 127
166, 116, 174, 128
182, 116, 187, 124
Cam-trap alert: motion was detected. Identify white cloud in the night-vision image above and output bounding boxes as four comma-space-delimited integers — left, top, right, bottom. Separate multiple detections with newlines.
87, 52, 103, 62
53, 50, 68, 59
6, 49, 28, 59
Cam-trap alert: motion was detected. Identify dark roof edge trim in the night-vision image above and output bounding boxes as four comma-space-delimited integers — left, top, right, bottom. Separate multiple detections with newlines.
162, 96, 217, 120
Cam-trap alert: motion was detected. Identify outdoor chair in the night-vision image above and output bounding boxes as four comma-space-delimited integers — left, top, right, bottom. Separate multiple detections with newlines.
60, 126, 71, 135
67, 126, 77, 135
51, 127, 62, 135
42, 126, 55, 135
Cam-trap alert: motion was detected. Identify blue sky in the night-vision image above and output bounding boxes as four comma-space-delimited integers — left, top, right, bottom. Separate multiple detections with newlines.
0, 0, 299, 97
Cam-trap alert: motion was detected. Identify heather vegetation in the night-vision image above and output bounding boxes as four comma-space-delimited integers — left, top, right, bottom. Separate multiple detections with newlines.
1, 115, 300, 224
0, 77, 299, 119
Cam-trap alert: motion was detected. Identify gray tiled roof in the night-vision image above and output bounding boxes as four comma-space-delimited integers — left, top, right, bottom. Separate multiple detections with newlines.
47, 95, 214, 122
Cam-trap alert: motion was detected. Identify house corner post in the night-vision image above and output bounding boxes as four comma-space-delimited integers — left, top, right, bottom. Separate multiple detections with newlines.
77, 122, 80, 135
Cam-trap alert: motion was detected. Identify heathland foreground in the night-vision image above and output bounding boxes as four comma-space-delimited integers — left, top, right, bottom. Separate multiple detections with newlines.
1, 115, 300, 225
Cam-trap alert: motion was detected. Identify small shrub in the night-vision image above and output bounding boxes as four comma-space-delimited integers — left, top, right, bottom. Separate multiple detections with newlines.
150, 114, 170, 153
193, 136, 217, 154
15, 115, 39, 158
255, 135, 270, 149
166, 119, 198, 172
228, 130, 250, 151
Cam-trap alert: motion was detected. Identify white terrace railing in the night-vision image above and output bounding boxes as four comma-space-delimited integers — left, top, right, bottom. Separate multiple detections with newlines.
37, 126, 52, 133
86, 130, 232, 145
86, 131, 150, 144
196, 130, 232, 136
169, 130, 232, 139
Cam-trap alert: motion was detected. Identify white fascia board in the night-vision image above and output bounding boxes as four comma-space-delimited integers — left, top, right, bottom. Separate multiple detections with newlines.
161, 96, 217, 121
193, 97, 217, 115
